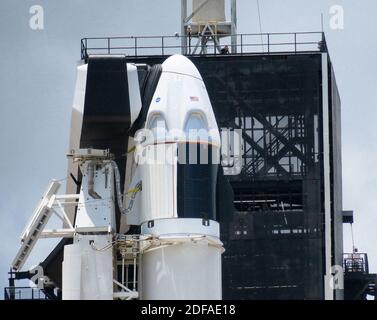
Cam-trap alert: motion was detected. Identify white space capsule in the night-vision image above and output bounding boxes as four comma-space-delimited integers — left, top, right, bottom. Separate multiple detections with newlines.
128, 55, 223, 299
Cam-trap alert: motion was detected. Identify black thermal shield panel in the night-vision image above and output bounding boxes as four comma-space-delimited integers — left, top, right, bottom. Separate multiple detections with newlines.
176, 143, 219, 221
80, 56, 131, 155
129, 64, 162, 136
80, 56, 132, 230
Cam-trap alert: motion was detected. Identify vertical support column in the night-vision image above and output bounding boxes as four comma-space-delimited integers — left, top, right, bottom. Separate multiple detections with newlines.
231, 0, 237, 53
181, 0, 188, 55
321, 52, 333, 300
8, 274, 15, 300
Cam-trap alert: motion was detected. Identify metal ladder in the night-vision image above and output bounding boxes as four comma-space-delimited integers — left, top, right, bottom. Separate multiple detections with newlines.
11, 180, 61, 271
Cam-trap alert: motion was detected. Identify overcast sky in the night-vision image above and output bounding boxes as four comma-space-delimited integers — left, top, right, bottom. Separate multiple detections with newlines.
0, 0, 376, 298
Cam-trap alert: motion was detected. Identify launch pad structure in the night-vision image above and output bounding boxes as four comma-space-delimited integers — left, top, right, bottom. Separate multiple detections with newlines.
80, 31, 346, 300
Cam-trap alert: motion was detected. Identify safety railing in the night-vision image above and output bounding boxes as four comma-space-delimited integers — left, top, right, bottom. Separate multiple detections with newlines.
81, 32, 326, 60
343, 253, 369, 274
4, 287, 48, 300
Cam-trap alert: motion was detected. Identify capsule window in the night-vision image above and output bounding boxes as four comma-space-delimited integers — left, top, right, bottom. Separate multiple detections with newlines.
184, 113, 209, 143
148, 114, 167, 141
184, 113, 207, 132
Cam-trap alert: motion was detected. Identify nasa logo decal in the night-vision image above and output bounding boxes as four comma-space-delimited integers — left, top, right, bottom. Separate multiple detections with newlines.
155, 97, 161, 103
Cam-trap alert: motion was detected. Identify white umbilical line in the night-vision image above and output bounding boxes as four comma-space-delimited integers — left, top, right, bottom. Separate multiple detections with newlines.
121, 251, 126, 291
90, 240, 117, 252
350, 223, 356, 253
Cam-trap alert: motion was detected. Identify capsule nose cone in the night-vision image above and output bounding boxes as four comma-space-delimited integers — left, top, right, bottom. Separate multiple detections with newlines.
161, 54, 202, 80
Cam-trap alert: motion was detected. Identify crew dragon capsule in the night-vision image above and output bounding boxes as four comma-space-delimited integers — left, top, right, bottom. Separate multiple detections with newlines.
10, 54, 229, 300
127, 55, 223, 299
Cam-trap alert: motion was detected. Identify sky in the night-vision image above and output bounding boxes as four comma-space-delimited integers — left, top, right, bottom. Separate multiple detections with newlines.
0, 0, 376, 298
